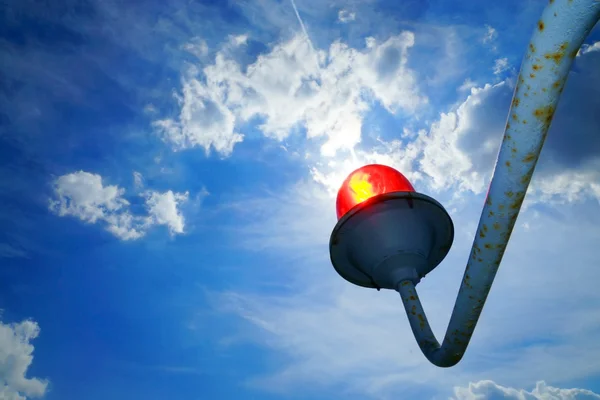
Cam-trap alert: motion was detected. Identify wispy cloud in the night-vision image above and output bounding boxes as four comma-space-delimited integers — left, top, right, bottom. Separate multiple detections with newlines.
338, 9, 356, 23
483, 25, 498, 44
289, 0, 316, 54
493, 57, 509, 75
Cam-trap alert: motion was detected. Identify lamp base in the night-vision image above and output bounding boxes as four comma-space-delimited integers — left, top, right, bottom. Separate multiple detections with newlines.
329, 191, 454, 290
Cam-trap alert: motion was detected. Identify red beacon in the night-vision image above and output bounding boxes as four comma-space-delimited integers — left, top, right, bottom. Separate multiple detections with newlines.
329, 164, 454, 291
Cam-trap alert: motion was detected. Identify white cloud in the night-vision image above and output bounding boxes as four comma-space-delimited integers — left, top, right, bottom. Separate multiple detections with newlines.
143, 104, 157, 114
227, 34, 248, 47
182, 37, 209, 58
527, 161, 600, 206
133, 171, 144, 189
0, 318, 48, 399
452, 380, 600, 400
493, 57, 509, 75
152, 78, 244, 156
417, 81, 511, 193
144, 190, 189, 235
402, 44, 600, 205
483, 25, 498, 44
459, 78, 478, 92
50, 171, 128, 223
49, 171, 144, 240
338, 9, 356, 23
49, 171, 189, 239
156, 31, 426, 157
579, 41, 600, 56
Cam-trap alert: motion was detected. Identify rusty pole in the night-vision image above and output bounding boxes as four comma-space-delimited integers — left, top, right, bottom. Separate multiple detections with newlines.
397, 0, 600, 367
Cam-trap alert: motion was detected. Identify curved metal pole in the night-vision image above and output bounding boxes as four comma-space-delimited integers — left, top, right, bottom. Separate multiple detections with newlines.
398, 0, 600, 368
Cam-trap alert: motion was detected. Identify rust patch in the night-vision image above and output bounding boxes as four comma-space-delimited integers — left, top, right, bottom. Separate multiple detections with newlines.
537, 20, 545, 31
522, 119, 527, 124
512, 113, 518, 121
478, 258, 483, 262
532, 64, 542, 71
510, 191, 527, 210
510, 201, 522, 210
529, 43, 536, 53
544, 42, 568, 65
520, 165, 536, 185
483, 224, 488, 233
493, 222, 501, 230
544, 52, 563, 64
524, 92, 529, 97
488, 211, 495, 217
512, 97, 520, 107
529, 73, 536, 78
505, 161, 511, 167
523, 152, 536, 162
486, 197, 492, 206
542, 87, 547, 92
552, 79, 563, 89
511, 147, 517, 154
410, 295, 416, 300
499, 204, 505, 211
402, 281, 411, 286
479, 230, 485, 238
484, 243, 492, 249
505, 191, 514, 197
533, 105, 555, 127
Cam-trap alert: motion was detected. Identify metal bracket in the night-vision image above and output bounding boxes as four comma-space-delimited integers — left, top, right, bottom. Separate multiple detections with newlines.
399, 0, 600, 367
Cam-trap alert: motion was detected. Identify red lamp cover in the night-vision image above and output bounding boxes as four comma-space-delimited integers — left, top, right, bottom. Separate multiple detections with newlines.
335, 164, 415, 219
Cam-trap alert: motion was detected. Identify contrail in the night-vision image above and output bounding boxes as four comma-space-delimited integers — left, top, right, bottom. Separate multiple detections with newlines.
289, 0, 316, 55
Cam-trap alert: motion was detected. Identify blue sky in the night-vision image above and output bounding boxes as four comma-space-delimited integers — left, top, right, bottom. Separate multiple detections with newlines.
2, 0, 600, 399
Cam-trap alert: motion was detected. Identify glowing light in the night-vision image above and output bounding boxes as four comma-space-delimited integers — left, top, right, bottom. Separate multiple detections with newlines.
335, 164, 415, 219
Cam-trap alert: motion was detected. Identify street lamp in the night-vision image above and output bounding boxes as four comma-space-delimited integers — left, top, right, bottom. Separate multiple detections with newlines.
329, 0, 600, 368
331, 164, 453, 292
